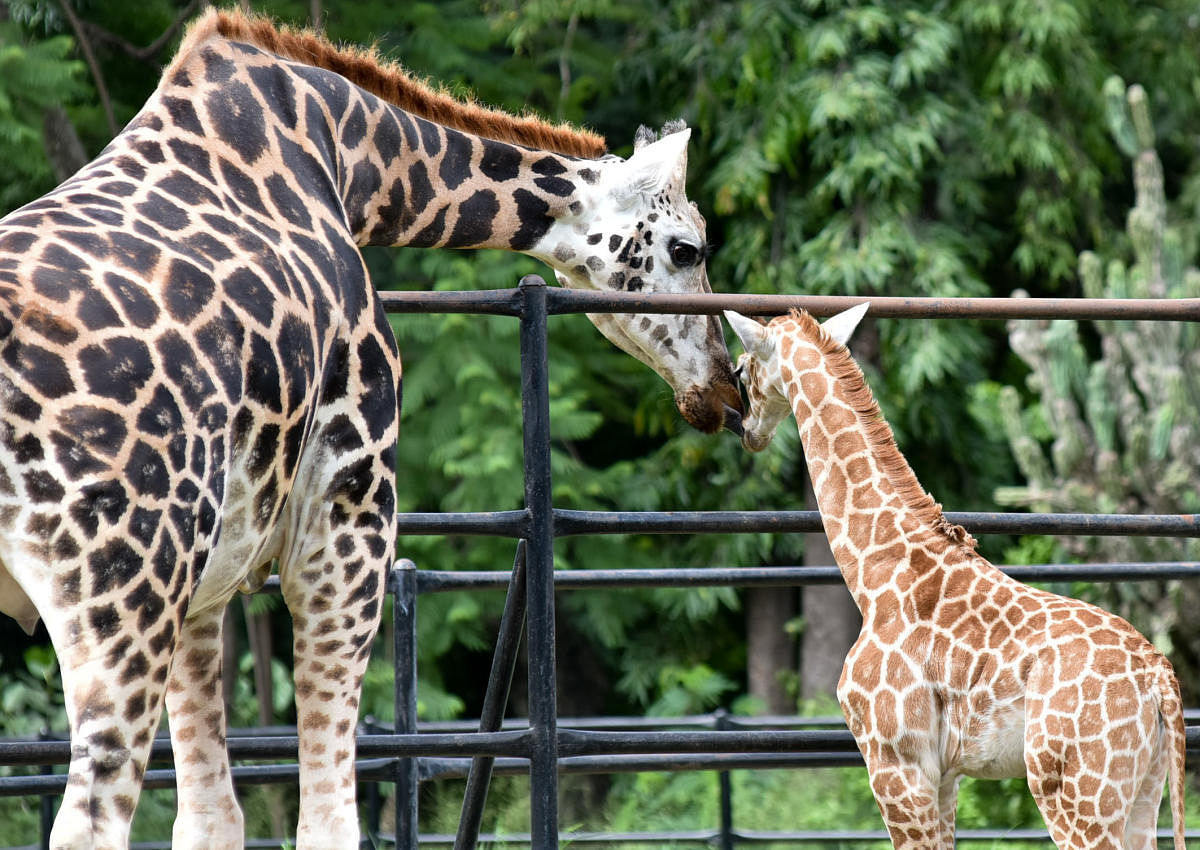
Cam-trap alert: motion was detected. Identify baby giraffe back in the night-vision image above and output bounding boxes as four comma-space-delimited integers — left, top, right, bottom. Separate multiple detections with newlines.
726, 307, 1186, 850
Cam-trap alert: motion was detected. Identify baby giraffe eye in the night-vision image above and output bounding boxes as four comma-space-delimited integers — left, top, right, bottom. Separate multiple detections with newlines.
667, 238, 703, 269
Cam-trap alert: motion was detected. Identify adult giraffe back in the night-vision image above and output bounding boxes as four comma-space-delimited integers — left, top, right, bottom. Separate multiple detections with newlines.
0, 10, 742, 849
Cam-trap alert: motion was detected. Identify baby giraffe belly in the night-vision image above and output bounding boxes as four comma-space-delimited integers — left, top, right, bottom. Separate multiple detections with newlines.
957, 697, 1028, 780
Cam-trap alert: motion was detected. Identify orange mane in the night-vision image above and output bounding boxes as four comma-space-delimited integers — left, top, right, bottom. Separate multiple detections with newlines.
789, 309, 977, 551
170, 8, 608, 159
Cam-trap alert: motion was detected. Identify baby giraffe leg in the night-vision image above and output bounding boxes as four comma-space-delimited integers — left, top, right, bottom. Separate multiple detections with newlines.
862, 745, 948, 849
937, 775, 961, 850
1124, 755, 1167, 850
165, 606, 244, 850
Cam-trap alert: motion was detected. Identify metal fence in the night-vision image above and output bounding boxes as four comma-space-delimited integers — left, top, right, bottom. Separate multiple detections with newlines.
2, 279, 1200, 849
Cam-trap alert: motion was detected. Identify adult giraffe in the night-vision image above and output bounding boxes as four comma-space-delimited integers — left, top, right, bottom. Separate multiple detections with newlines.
727, 305, 1185, 850
0, 10, 742, 849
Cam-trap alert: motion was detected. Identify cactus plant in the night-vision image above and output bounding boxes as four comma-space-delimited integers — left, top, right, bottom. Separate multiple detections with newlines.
998, 77, 1200, 694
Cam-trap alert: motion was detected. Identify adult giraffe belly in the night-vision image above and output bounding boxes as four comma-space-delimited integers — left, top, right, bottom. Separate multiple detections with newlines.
0, 559, 40, 634
185, 425, 342, 618
184, 474, 287, 617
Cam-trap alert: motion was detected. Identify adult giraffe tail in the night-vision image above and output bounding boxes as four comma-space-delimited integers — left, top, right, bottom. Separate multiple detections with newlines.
1157, 662, 1187, 850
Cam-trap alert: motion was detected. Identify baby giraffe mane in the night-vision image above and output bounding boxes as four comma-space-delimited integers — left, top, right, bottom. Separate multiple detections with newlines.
173, 8, 608, 159
789, 309, 977, 551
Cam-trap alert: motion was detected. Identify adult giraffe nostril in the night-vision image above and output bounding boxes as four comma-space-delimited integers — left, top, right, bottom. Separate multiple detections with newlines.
723, 404, 743, 437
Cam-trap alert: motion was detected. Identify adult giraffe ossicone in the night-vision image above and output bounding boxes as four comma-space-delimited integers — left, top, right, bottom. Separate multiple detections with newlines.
0, 9, 741, 849
727, 306, 1186, 850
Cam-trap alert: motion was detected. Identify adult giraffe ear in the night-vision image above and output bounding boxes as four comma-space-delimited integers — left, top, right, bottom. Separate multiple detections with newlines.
820, 302, 869, 346
618, 127, 690, 203
724, 311, 773, 359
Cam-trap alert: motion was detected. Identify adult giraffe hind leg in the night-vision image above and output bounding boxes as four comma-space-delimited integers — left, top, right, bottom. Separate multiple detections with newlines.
279, 399, 397, 850
165, 605, 244, 850
281, 521, 392, 849
43, 603, 183, 850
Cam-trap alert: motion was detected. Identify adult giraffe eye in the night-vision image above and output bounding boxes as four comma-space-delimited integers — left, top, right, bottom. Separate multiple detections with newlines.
668, 238, 702, 268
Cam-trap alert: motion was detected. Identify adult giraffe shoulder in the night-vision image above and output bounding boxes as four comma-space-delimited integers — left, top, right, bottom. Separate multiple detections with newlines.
0, 8, 741, 849
726, 306, 1186, 850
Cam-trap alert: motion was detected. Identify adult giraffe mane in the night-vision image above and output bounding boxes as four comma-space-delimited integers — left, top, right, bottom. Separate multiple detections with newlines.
171, 8, 609, 159
789, 309, 978, 551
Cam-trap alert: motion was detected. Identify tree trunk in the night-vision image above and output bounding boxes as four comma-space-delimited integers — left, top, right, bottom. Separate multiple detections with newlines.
42, 107, 89, 183
799, 472, 860, 700
745, 586, 796, 713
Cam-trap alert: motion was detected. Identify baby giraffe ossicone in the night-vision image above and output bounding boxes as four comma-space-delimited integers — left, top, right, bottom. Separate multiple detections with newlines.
726, 305, 1186, 850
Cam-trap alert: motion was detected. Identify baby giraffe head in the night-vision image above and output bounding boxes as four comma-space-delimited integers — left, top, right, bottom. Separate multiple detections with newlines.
724, 303, 869, 452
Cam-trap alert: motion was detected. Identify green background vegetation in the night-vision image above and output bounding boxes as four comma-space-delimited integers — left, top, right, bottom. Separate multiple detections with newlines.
1, 0, 1199, 844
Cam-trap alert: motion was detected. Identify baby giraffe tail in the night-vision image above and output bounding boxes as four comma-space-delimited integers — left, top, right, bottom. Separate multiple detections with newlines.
1157, 664, 1187, 850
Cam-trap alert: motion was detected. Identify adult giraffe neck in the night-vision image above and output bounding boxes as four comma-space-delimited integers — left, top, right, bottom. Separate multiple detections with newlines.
156, 32, 594, 256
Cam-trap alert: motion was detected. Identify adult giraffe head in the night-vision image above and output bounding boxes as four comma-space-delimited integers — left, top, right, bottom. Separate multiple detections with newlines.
531, 121, 744, 435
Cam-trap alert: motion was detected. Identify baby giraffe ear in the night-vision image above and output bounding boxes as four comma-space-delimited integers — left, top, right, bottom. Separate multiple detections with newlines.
724, 311, 773, 358
820, 302, 869, 346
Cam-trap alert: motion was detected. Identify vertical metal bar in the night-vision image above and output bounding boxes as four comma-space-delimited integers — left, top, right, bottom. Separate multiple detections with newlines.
393, 559, 419, 848
715, 710, 734, 850
518, 274, 559, 848
454, 541, 529, 850
38, 729, 53, 850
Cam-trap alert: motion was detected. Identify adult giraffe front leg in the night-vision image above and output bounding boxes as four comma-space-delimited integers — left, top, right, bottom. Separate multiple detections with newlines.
165, 606, 244, 850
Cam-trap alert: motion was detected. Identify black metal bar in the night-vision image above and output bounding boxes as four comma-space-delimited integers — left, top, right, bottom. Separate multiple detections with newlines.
539, 288, 1200, 322
555, 729, 859, 757
37, 729, 52, 850
714, 710, 734, 850
518, 274, 559, 848
418, 713, 850, 733
455, 542, 529, 850
377, 287, 524, 316
0, 731, 533, 767
368, 286, 1200, 322
233, 826, 1200, 848
415, 562, 1200, 593
7, 721, 1198, 770
552, 509, 1200, 538
388, 508, 1200, 539
391, 559, 419, 850
0, 758, 399, 797
393, 510, 528, 537
418, 752, 867, 782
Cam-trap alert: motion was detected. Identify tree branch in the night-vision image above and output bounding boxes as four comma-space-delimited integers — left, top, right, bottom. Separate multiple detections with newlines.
77, 0, 203, 65
557, 11, 579, 121
56, 0, 116, 137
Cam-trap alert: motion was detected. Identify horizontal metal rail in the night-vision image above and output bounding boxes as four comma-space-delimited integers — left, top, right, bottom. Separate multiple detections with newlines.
416, 562, 1200, 592
6, 727, 1198, 772
378, 287, 1200, 322
392, 508, 1200, 538
409, 827, 1200, 847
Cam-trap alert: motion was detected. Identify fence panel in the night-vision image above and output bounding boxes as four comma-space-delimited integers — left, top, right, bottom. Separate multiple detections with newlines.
1, 281, 1198, 848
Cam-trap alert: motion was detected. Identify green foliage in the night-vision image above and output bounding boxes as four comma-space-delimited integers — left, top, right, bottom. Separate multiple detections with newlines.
995, 77, 1200, 560
0, 646, 66, 735
0, 22, 86, 208
988, 73, 1200, 695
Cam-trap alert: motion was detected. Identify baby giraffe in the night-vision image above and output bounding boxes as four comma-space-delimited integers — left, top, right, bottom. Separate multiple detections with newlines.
726, 305, 1186, 850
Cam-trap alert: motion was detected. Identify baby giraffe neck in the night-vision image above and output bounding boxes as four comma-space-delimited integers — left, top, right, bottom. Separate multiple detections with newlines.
781, 319, 975, 606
